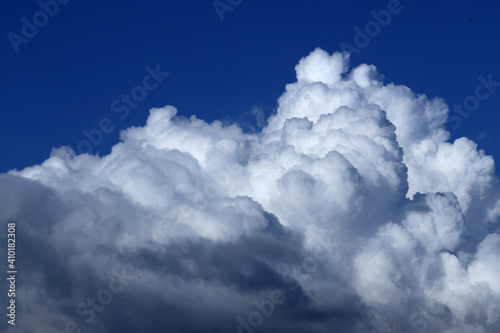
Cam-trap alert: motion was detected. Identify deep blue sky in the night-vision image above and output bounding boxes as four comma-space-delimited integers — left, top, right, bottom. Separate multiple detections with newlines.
1, 0, 499, 173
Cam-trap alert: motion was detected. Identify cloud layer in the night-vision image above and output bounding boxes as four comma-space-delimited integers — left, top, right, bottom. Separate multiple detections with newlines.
3, 48, 500, 332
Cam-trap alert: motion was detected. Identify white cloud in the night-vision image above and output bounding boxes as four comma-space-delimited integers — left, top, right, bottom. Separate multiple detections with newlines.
3, 47, 500, 332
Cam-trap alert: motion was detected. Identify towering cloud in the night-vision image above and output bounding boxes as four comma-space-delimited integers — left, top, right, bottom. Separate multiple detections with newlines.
2, 48, 499, 332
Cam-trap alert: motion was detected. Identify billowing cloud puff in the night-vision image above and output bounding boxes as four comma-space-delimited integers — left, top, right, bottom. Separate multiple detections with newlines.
2, 48, 500, 332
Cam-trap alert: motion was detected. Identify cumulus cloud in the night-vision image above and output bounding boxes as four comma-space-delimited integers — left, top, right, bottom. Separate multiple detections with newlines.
2, 48, 500, 332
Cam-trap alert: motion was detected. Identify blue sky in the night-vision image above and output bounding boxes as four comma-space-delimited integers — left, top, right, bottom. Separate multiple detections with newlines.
1, 0, 500, 172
